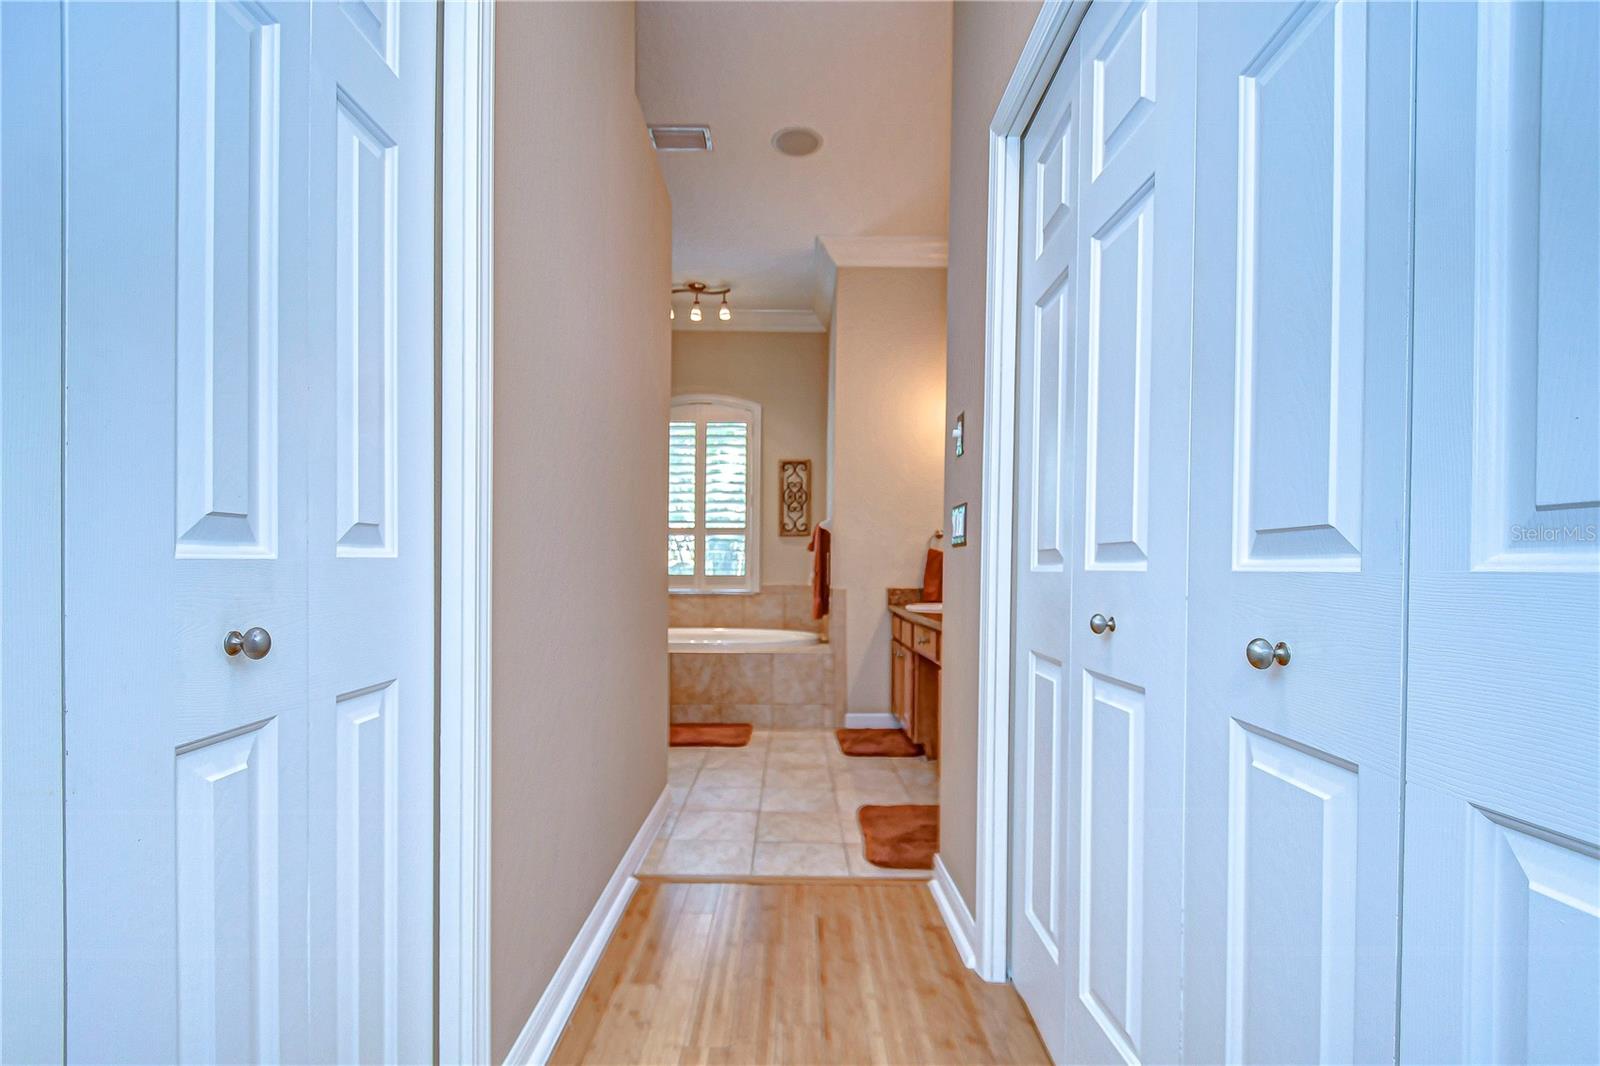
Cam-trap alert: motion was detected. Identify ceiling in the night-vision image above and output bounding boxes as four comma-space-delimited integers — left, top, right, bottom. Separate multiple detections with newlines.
636, 2, 953, 324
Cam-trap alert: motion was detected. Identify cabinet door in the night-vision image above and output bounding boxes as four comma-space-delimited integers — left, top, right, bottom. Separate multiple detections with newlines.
1399, 3, 1600, 1061
915, 657, 940, 761
891, 641, 908, 731
901, 644, 918, 740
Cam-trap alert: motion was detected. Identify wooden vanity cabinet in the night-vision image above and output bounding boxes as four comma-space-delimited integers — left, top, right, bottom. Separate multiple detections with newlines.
890, 612, 940, 760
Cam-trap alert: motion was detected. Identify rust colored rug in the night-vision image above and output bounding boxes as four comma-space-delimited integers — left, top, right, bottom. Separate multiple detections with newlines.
669, 723, 753, 748
857, 804, 939, 870
835, 728, 924, 758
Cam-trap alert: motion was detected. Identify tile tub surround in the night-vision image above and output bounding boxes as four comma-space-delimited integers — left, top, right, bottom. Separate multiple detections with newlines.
670, 644, 835, 730
668, 583, 826, 634
668, 584, 850, 727
643, 728, 941, 879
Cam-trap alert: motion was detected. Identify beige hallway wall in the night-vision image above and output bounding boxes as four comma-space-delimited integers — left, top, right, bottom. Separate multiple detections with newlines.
671, 330, 829, 587
829, 266, 947, 715
490, 2, 673, 1058
938, 0, 1042, 918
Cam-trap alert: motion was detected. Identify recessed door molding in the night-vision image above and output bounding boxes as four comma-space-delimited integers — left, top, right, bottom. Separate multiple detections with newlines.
438, 1, 496, 1061
974, 0, 1093, 985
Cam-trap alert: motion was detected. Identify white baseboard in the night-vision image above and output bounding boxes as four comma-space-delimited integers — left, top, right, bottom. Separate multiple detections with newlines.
503, 786, 670, 1065
843, 711, 902, 730
928, 854, 979, 971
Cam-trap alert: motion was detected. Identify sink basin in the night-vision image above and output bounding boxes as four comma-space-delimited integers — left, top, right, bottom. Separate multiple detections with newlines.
905, 602, 943, 615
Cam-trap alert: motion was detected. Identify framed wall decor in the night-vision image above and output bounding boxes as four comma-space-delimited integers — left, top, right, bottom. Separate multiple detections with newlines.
779, 459, 812, 537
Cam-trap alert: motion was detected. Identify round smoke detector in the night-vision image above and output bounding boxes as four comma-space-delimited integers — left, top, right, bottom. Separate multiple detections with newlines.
771, 126, 823, 157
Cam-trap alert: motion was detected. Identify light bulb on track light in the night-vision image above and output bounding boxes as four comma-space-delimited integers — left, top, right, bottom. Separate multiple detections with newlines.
719, 297, 731, 322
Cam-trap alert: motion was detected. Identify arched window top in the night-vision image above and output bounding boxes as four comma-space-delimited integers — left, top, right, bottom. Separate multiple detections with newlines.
671, 393, 761, 421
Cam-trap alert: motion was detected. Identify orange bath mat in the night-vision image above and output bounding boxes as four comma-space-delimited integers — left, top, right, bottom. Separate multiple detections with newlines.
857, 805, 939, 870
669, 723, 753, 748
835, 728, 923, 758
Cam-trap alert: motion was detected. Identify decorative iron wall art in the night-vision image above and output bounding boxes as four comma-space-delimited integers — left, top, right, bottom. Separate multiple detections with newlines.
779, 459, 812, 537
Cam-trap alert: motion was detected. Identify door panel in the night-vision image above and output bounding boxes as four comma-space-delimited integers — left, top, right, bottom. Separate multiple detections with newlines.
1078, 669, 1146, 1059
306, 2, 436, 1060
1011, 40, 1082, 1061
175, 0, 283, 560
1083, 181, 1153, 570
1227, 723, 1358, 1065
1399, 3, 1600, 1061
175, 720, 283, 1064
1184, 2, 1413, 1063
332, 92, 399, 556
1022, 652, 1066, 961
1231, 0, 1367, 571
63, 2, 435, 1061
1060, 2, 1196, 1061
64, 3, 312, 1060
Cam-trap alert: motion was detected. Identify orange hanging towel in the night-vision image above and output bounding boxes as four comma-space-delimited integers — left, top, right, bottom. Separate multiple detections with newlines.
809, 525, 831, 619
922, 548, 943, 603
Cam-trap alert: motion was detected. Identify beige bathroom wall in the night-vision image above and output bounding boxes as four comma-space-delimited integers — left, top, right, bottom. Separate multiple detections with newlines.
938, 0, 1042, 919
671, 331, 829, 586
489, 2, 672, 1058
828, 267, 947, 715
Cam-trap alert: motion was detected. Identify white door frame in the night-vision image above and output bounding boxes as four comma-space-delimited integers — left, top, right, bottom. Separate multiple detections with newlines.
438, 1, 495, 1062
973, 0, 1090, 984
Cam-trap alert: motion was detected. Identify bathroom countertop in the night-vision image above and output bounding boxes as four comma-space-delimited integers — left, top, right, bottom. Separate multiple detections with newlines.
889, 604, 942, 632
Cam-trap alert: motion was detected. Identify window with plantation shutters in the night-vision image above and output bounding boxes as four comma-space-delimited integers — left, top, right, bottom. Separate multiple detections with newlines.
668, 396, 761, 592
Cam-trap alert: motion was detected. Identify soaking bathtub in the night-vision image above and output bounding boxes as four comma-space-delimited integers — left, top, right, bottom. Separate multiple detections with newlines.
668, 626, 821, 653
669, 626, 834, 728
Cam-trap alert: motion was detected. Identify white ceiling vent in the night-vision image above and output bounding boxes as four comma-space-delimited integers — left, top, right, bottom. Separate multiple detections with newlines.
649, 124, 713, 152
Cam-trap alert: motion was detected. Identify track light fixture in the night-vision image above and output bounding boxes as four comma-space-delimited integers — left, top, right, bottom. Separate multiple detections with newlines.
672, 281, 732, 324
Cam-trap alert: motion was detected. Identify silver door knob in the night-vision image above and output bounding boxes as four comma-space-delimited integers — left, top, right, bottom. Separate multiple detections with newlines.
1089, 613, 1116, 634
1245, 638, 1290, 669
224, 627, 272, 660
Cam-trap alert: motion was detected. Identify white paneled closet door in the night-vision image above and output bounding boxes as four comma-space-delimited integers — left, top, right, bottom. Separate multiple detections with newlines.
1182, 2, 1415, 1063
1400, 2, 1600, 1061
62, 2, 437, 1062
1058, 1, 1197, 1062
1010, 37, 1083, 1063
304, 2, 437, 1061
64, 2, 314, 1060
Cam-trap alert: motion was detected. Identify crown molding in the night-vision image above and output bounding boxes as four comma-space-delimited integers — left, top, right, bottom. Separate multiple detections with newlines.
672, 308, 825, 334
811, 236, 949, 327
815, 235, 949, 269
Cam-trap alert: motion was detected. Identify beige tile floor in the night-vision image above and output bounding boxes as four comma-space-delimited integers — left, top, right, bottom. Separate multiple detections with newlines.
640, 728, 939, 879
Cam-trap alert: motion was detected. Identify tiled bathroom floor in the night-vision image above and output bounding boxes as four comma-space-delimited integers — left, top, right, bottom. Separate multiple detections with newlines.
640, 728, 939, 879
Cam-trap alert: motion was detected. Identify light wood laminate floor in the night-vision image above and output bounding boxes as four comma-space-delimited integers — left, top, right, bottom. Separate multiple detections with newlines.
550, 880, 1049, 1065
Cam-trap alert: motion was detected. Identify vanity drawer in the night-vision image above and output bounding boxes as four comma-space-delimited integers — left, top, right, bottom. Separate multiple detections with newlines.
911, 625, 939, 663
